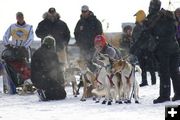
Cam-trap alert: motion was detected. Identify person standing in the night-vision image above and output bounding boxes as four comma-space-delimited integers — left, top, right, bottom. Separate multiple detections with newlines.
36, 7, 70, 69
120, 25, 133, 57
3, 12, 34, 60
145, 0, 180, 104
74, 5, 103, 72
2, 12, 34, 94
132, 10, 157, 87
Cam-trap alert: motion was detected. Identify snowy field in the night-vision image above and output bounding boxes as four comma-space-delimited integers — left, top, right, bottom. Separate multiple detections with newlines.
0, 73, 180, 120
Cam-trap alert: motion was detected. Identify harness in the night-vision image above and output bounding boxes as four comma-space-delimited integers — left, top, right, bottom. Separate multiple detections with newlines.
107, 74, 114, 86
104, 64, 115, 86
125, 67, 133, 83
94, 65, 115, 87
94, 68, 103, 85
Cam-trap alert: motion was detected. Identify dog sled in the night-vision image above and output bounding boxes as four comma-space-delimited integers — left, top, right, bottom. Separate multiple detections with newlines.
1, 46, 35, 94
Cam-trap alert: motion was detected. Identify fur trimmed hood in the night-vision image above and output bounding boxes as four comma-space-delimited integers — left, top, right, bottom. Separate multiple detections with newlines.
43, 12, 61, 21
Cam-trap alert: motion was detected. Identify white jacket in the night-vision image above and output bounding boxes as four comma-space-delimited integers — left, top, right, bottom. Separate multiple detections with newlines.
3, 23, 34, 48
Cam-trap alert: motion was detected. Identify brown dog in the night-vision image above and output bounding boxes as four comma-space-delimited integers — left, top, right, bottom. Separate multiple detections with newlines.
76, 59, 97, 101
112, 59, 141, 103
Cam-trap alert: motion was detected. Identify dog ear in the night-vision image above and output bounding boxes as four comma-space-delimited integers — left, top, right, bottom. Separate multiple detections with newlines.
118, 59, 124, 66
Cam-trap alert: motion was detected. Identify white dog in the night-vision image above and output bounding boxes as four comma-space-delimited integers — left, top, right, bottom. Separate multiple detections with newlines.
92, 53, 122, 105
112, 59, 141, 103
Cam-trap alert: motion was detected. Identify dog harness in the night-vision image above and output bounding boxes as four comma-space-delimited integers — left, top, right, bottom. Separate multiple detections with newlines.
107, 74, 114, 86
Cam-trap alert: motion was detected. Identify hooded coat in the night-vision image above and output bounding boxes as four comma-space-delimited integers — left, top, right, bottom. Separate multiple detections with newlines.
74, 11, 103, 51
35, 12, 70, 51
31, 44, 66, 100
147, 9, 180, 99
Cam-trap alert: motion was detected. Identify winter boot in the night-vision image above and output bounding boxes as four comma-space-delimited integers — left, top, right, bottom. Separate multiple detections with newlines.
153, 96, 170, 104
171, 69, 180, 102
153, 83, 171, 104
172, 95, 180, 101
37, 89, 47, 101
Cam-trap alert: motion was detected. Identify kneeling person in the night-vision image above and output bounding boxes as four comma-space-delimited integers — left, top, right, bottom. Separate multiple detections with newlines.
94, 35, 122, 60
31, 36, 66, 101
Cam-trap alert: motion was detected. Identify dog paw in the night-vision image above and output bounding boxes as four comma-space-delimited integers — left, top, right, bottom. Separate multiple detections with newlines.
102, 100, 106, 104
92, 97, 96, 101
107, 101, 112, 105
127, 100, 131, 103
80, 98, 86, 101
124, 100, 131, 104
119, 101, 123, 104
135, 100, 140, 104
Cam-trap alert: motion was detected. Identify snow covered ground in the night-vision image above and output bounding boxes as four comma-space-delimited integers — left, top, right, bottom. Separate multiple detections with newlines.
0, 72, 179, 120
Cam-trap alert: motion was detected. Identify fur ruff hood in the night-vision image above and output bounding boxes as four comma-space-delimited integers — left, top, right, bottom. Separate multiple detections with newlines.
43, 12, 61, 20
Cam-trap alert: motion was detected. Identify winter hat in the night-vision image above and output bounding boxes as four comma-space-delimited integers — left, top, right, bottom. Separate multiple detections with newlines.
81, 5, 89, 11
43, 35, 56, 49
48, 7, 56, 14
94, 35, 106, 48
134, 10, 146, 23
123, 25, 132, 33
16, 12, 24, 18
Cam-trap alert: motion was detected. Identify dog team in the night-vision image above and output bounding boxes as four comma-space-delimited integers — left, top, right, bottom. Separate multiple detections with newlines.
1, 0, 180, 104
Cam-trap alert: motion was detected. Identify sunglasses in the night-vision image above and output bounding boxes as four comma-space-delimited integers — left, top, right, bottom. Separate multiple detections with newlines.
81, 10, 88, 13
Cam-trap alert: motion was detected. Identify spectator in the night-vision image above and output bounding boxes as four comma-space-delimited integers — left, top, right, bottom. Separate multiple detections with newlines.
146, 0, 180, 104
132, 10, 156, 87
3, 12, 34, 61
31, 36, 66, 101
36, 7, 70, 70
120, 25, 133, 57
175, 8, 180, 46
74, 5, 103, 72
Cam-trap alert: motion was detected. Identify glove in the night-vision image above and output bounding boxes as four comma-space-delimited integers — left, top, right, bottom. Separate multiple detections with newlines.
5, 44, 11, 49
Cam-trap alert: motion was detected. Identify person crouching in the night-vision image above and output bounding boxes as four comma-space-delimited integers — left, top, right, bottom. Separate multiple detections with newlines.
31, 36, 66, 101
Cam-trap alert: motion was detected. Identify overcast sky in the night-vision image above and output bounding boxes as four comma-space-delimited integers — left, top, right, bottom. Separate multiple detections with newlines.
0, 0, 179, 40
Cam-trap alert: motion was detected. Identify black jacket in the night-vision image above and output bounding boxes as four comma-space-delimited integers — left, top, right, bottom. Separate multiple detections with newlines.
31, 45, 64, 90
74, 11, 103, 51
176, 23, 180, 46
131, 10, 180, 56
35, 12, 70, 50
146, 11, 180, 54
